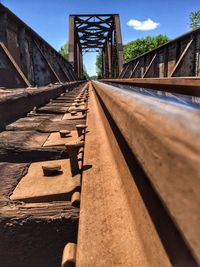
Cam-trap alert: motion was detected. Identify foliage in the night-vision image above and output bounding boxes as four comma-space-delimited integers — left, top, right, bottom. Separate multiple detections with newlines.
59, 43, 89, 79
189, 11, 200, 30
59, 43, 69, 59
96, 51, 103, 77
89, 75, 98, 80
123, 35, 169, 63
95, 35, 169, 74
83, 65, 90, 80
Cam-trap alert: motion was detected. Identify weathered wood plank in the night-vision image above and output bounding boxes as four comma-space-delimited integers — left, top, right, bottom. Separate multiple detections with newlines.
0, 144, 68, 162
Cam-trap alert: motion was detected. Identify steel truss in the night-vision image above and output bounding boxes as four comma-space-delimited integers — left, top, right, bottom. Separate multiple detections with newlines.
68, 14, 124, 79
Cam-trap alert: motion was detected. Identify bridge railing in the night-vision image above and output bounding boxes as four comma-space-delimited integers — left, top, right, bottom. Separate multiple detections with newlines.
0, 4, 77, 88
119, 27, 200, 79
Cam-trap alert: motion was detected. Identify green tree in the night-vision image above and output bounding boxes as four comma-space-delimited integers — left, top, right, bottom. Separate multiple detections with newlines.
95, 35, 169, 74
96, 51, 103, 77
123, 35, 169, 63
59, 43, 89, 79
59, 43, 69, 59
89, 75, 98, 80
83, 65, 89, 80
189, 11, 200, 30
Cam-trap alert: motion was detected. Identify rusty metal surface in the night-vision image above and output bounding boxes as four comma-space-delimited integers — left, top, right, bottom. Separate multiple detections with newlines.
77, 83, 172, 267
120, 27, 200, 79
0, 42, 31, 87
92, 80, 200, 265
69, 14, 124, 79
0, 3, 78, 88
102, 77, 200, 97
0, 3, 200, 266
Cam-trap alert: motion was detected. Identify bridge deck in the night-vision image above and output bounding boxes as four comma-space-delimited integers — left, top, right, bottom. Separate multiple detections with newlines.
0, 3, 200, 267
0, 79, 200, 267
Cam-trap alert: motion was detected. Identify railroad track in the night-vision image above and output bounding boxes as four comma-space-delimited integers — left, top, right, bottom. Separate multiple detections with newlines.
0, 3, 200, 267
1, 80, 200, 267
0, 82, 89, 267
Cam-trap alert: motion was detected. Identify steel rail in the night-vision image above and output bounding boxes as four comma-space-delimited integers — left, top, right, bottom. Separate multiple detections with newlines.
77, 82, 172, 267
90, 81, 200, 265
101, 77, 200, 97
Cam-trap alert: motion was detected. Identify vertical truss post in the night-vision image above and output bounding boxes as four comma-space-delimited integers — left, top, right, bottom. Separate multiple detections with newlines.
113, 30, 118, 78
107, 40, 112, 78
102, 48, 106, 78
77, 43, 83, 80
80, 48, 83, 79
68, 15, 75, 68
110, 31, 114, 78
76, 42, 80, 79
105, 40, 111, 78
114, 15, 124, 77
74, 35, 78, 76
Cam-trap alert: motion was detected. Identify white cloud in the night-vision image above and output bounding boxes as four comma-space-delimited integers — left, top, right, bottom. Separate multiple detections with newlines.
127, 18, 160, 31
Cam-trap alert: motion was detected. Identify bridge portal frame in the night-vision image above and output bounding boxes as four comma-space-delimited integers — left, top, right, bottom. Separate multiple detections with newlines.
68, 14, 124, 79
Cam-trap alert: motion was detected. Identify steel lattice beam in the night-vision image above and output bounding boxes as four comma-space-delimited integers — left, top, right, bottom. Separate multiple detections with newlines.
68, 14, 124, 79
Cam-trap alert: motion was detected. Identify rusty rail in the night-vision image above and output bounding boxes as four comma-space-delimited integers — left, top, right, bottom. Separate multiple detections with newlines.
81, 80, 200, 266
0, 3, 200, 267
102, 77, 200, 97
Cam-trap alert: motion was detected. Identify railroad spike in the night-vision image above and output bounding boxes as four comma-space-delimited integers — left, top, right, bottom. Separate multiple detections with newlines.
65, 140, 84, 176
61, 243, 77, 267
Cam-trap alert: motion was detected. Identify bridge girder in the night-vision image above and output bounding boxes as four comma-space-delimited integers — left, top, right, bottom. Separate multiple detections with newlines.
68, 14, 124, 79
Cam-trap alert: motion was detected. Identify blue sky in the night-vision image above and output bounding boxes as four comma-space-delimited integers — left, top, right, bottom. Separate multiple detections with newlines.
1, 0, 199, 75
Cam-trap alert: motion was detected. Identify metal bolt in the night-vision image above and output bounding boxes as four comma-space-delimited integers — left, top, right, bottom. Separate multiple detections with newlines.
42, 165, 62, 176
61, 243, 76, 267
80, 107, 88, 115
71, 192, 80, 208
60, 130, 71, 138
76, 124, 88, 137
70, 111, 78, 116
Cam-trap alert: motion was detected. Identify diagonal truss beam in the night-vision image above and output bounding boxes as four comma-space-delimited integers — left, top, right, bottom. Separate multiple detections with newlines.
69, 14, 124, 79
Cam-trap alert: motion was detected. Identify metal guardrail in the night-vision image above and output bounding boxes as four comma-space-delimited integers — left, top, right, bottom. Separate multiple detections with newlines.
119, 27, 200, 79
0, 3, 78, 88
